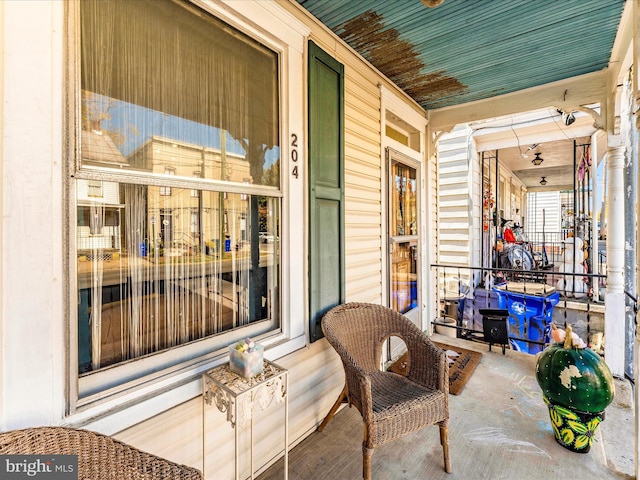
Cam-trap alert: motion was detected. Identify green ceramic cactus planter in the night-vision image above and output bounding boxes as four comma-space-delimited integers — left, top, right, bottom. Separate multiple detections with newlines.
535, 325, 614, 453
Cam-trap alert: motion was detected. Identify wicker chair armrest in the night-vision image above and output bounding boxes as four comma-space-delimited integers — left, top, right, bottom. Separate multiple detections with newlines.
405, 335, 448, 394
351, 370, 373, 424
342, 358, 374, 416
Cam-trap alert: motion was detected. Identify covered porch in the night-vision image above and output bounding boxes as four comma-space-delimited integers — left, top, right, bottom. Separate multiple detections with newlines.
258, 334, 634, 479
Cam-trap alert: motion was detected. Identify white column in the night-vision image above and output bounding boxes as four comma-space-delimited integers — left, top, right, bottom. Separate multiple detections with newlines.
634, 2, 640, 477
632, 0, 640, 480
632, 110, 640, 480
605, 144, 626, 377
590, 133, 599, 299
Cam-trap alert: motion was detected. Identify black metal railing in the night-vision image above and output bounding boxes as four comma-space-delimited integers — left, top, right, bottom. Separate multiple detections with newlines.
430, 264, 606, 355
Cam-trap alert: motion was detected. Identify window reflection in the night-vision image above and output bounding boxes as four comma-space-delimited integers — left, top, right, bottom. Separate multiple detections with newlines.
78, 0, 282, 375
390, 160, 418, 314
81, 93, 280, 188
77, 182, 279, 372
391, 242, 418, 314
391, 163, 417, 236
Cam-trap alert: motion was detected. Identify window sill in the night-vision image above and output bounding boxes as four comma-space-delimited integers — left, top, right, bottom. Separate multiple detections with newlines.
65, 333, 306, 436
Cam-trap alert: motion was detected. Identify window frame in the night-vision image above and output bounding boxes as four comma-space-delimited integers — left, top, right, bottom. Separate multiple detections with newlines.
380, 86, 428, 332
65, 0, 308, 421
387, 149, 421, 320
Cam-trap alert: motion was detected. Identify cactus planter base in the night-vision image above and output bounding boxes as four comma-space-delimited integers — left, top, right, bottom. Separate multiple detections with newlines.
544, 395, 604, 453
536, 325, 614, 454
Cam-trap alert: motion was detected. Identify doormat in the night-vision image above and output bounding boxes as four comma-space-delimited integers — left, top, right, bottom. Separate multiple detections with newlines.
388, 342, 482, 395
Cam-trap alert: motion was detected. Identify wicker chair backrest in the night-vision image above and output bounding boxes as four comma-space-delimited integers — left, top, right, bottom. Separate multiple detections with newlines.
322, 302, 424, 373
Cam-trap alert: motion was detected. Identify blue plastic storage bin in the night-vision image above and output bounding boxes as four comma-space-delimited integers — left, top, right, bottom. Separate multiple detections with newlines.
493, 283, 559, 354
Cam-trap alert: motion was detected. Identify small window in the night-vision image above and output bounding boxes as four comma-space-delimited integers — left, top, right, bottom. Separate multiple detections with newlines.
191, 172, 201, 197
190, 209, 199, 235
160, 169, 175, 196
386, 125, 408, 146
385, 112, 421, 152
87, 180, 103, 198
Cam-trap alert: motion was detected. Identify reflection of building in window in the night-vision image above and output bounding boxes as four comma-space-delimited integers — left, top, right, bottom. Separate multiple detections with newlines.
77, 205, 121, 249
160, 168, 175, 196
87, 180, 104, 198
191, 171, 201, 197
129, 137, 253, 247
80, 129, 130, 169
241, 178, 250, 201
190, 209, 199, 235
76, 129, 126, 254
128, 137, 251, 185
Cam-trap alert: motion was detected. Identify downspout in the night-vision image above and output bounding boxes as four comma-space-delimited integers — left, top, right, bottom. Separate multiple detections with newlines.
624, 73, 637, 386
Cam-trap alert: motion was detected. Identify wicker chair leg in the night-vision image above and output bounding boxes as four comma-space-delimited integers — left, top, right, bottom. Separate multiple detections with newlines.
362, 444, 373, 480
439, 425, 452, 473
317, 385, 347, 432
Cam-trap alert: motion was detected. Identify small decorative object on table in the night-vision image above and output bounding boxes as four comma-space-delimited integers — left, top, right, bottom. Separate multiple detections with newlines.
535, 324, 614, 453
229, 337, 264, 378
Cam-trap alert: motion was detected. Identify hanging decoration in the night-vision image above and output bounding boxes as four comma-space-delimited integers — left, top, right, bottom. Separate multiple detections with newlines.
482, 186, 494, 232
578, 145, 591, 182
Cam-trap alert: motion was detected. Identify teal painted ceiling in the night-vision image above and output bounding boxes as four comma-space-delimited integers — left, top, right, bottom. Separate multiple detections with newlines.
295, 0, 626, 110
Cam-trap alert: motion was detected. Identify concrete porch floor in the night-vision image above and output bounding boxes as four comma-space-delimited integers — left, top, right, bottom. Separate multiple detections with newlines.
258, 334, 635, 480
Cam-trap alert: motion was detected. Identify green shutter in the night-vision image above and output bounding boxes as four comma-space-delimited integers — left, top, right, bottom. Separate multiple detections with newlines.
308, 41, 345, 342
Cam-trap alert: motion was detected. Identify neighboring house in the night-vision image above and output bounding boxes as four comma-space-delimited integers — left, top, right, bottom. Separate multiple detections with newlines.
127, 135, 253, 251
77, 130, 128, 254
0, 1, 635, 479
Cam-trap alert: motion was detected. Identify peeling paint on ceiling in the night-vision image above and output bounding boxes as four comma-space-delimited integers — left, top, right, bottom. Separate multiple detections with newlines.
296, 0, 626, 111
338, 10, 466, 105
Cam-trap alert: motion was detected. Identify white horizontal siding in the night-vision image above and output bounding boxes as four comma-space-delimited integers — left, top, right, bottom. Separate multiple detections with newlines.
115, 340, 345, 479
342, 53, 384, 304
526, 191, 561, 233
436, 126, 472, 287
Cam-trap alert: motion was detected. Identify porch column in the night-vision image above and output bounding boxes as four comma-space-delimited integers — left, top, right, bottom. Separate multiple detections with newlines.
635, 3, 640, 477
636, 108, 640, 480
590, 133, 599, 300
605, 144, 626, 377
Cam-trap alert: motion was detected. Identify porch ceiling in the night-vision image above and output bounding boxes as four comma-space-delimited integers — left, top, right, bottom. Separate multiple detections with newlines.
296, 0, 626, 190
471, 107, 599, 190
295, 0, 626, 111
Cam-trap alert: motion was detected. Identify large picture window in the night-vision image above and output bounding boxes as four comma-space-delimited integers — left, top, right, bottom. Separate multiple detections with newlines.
77, 0, 281, 390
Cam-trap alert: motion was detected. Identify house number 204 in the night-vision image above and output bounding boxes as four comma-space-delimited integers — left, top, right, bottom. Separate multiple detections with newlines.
291, 133, 299, 179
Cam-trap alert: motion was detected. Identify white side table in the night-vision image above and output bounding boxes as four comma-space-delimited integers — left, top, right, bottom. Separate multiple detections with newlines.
202, 360, 288, 480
